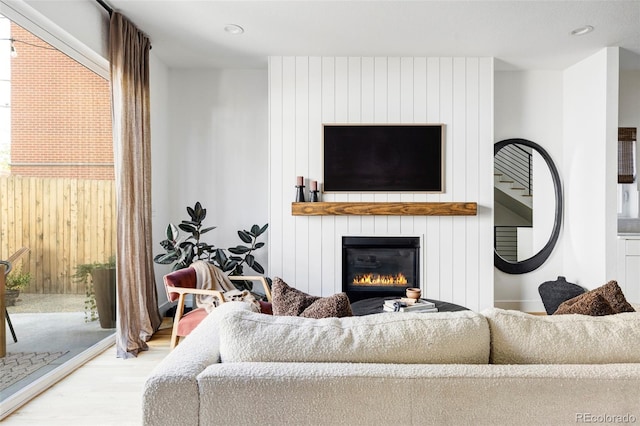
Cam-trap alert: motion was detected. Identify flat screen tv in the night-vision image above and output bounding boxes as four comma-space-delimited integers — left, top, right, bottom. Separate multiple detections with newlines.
323, 124, 444, 192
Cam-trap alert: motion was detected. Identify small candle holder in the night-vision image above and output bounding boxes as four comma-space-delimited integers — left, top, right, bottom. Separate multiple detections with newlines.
295, 185, 306, 202
309, 190, 320, 202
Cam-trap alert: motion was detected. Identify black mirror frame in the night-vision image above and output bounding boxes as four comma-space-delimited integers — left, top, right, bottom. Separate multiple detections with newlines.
494, 138, 563, 274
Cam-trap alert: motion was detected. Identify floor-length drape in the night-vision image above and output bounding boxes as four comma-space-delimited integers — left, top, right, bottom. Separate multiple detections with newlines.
109, 12, 162, 358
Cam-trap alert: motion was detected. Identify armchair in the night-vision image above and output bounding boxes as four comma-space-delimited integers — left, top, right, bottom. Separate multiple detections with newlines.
163, 267, 272, 348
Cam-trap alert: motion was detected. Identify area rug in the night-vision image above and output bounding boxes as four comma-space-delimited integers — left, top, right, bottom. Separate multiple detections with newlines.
0, 351, 68, 392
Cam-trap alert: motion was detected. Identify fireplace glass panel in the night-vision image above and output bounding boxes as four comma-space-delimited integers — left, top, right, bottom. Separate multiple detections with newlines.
343, 237, 419, 301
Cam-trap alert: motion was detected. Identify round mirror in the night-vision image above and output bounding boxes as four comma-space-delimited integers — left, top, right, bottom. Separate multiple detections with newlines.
494, 138, 562, 274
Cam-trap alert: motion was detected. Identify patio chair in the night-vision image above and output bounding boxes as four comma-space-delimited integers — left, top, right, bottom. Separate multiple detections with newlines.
164, 267, 272, 349
3, 247, 30, 343
2, 260, 17, 344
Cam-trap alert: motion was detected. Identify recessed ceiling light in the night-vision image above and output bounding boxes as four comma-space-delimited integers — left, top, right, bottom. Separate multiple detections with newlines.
224, 24, 244, 35
570, 25, 594, 36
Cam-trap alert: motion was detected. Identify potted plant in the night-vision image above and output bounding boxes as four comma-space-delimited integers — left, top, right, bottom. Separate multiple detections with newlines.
5, 268, 31, 306
154, 201, 269, 294
73, 257, 116, 328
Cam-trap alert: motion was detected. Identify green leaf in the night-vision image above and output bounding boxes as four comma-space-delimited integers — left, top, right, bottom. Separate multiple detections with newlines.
159, 239, 175, 251
258, 223, 269, 235
154, 252, 178, 264
254, 242, 265, 249
182, 252, 195, 267
196, 242, 213, 257
187, 206, 196, 220
179, 223, 197, 234
232, 263, 243, 275
222, 259, 238, 272
214, 248, 228, 264
178, 241, 195, 250
238, 230, 252, 243
167, 224, 179, 240
251, 224, 260, 236
176, 255, 187, 267
194, 202, 206, 222
245, 254, 255, 267
228, 245, 251, 254
201, 226, 216, 234
179, 243, 193, 257
229, 256, 243, 261
251, 261, 265, 274
171, 263, 182, 272
198, 243, 215, 252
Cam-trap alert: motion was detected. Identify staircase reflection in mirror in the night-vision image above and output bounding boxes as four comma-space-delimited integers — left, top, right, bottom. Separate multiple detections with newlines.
494, 138, 562, 274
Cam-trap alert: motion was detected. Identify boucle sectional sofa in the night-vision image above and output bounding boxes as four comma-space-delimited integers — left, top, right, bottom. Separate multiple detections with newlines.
143, 302, 640, 426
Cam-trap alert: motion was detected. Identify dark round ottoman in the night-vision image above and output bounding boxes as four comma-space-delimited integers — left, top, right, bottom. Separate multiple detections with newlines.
350, 297, 468, 316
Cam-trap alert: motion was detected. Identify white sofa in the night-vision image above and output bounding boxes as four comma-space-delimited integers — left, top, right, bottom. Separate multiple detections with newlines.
143, 302, 640, 426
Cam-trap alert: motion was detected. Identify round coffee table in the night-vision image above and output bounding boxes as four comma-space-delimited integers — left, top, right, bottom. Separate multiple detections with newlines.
350, 297, 468, 316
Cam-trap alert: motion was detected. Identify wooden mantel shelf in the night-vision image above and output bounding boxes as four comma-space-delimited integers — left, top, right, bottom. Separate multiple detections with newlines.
291, 202, 477, 216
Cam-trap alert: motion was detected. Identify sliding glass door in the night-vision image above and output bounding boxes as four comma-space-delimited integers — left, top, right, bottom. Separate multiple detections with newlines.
0, 14, 115, 408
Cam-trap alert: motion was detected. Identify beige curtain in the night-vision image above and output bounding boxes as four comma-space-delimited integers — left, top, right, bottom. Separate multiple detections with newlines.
109, 12, 162, 358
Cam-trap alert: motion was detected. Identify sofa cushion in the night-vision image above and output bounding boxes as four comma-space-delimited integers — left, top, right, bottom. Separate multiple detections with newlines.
175, 307, 209, 337
271, 277, 352, 318
554, 280, 635, 315
219, 309, 490, 364
484, 308, 640, 364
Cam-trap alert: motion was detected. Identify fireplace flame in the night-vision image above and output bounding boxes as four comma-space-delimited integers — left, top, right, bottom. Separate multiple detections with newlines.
352, 273, 408, 286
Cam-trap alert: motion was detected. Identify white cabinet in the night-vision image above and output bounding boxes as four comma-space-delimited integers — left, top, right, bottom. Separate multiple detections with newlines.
617, 237, 640, 304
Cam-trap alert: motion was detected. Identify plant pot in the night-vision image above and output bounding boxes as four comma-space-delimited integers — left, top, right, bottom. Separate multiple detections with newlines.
92, 268, 116, 329
5, 289, 19, 306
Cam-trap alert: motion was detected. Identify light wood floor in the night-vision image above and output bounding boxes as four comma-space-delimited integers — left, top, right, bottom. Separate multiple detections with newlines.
2, 321, 172, 425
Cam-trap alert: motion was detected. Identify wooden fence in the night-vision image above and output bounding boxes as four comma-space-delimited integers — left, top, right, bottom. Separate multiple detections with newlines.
0, 176, 116, 294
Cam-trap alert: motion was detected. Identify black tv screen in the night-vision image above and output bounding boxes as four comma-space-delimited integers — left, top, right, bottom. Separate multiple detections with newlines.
323, 124, 444, 192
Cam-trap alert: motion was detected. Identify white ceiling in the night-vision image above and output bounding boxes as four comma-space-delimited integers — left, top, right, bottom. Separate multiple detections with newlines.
107, 0, 640, 70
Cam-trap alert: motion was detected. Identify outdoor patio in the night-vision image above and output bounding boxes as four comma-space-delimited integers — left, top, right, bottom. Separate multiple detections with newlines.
2, 293, 114, 399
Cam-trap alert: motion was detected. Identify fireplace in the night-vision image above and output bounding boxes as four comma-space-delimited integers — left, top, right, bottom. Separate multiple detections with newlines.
342, 236, 420, 302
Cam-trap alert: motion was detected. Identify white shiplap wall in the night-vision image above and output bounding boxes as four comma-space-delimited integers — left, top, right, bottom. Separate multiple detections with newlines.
268, 56, 494, 311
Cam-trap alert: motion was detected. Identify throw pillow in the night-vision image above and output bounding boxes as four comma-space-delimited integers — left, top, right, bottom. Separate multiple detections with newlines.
271, 277, 353, 318
299, 292, 352, 319
553, 292, 614, 316
554, 280, 635, 315
595, 280, 636, 313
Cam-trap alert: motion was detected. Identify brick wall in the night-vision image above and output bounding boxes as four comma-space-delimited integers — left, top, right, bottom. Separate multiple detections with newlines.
10, 23, 114, 179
